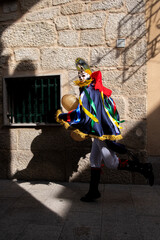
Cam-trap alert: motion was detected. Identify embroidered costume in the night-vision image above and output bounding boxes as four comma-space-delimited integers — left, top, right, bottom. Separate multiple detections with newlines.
56, 58, 154, 202
56, 64, 123, 142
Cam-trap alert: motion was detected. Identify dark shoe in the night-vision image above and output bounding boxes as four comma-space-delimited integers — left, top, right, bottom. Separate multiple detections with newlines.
80, 190, 101, 202
80, 167, 101, 202
118, 159, 154, 186
140, 163, 154, 186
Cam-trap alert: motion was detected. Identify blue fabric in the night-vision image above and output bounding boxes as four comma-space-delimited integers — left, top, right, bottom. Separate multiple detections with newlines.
59, 84, 121, 139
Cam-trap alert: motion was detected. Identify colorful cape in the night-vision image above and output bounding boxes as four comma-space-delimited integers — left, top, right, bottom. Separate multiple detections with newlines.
56, 71, 123, 141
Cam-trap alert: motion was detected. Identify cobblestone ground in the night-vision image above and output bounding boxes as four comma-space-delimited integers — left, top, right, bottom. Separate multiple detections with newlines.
0, 180, 160, 240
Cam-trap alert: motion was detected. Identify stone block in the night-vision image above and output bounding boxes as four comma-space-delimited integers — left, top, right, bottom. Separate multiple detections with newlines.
2, 2, 18, 13
41, 47, 89, 70
58, 30, 79, 47
126, 0, 145, 13
102, 70, 123, 94
10, 149, 66, 181
0, 13, 19, 22
67, 150, 91, 182
0, 48, 14, 65
0, 129, 17, 150
128, 96, 146, 119
68, 70, 80, 95
101, 167, 132, 184
14, 48, 40, 62
80, 29, 105, 46
18, 129, 41, 151
12, 128, 92, 181
18, 127, 90, 151
25, 7, 60, 21
112, 96, 126, 119
10, 150, 34, 176
52, 0, 71, 5
105, 13, 125, 40
61, 2, 83, 15
70, 12, 106, 30
105, 13, 146, 39
120, 120, 146, 150
19, 0, 51, 12
18, 128, 71, 151
91, 47, 120, 67
14, 61, 39, 72
0, 151, 9, 178
2, 22, 56, 47
122, 38, 147, 66
54, 16, 70, 30
91, 0, 124, 11
121, 67, 147, 95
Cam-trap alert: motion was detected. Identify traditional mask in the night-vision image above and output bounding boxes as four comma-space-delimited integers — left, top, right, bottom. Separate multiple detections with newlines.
75, 58, 92, 82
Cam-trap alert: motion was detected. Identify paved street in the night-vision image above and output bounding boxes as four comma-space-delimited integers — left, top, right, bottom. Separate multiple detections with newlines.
0, 180, 160, 240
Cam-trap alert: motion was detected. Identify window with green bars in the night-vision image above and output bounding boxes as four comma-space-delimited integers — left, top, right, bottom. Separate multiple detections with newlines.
4, 75, 61, 125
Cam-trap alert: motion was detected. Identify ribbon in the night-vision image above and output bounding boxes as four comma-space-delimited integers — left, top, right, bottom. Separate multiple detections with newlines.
79, 98, 99, 123
101, 92, 122, 129
84, 87, 99, 133
107, 97, 125, 124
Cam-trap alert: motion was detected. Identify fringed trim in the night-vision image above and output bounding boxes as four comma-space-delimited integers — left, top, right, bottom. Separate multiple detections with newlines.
71, 128, 123, 141
55, 110, 70, 129
56, 109, 123, 141
74, 78, 93, 87
92, 134, 123, 141
71, 129, 89, 140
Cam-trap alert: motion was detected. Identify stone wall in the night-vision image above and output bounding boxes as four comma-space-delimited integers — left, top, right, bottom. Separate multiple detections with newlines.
0, 0, 148, 184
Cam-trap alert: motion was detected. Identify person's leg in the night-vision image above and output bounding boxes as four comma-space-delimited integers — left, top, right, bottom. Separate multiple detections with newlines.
96, 139, 119, 169
118, 158, 154, 186
81, 139, 119, 202
80, 139, 102, 202
97, 140, 154, 186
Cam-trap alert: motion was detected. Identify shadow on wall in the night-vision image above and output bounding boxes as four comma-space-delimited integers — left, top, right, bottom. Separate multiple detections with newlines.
0, 1, 75, 239
0, 0, 92, 181
0, 0, 160, 184
13, 124, 92, 182
91, 0, 160, 80
0, 0, 48, 178
9, 62, 92, 182
86, 0, 160, 185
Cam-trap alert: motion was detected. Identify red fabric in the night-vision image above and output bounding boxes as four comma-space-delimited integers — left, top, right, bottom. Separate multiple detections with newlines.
67, 110, 72, 122
112, 99, 117, 114
119, 159, 129, 168
91, 71, 112, 97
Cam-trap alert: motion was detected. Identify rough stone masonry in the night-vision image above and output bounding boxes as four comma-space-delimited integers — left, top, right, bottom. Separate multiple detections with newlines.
0, 0, 148, 184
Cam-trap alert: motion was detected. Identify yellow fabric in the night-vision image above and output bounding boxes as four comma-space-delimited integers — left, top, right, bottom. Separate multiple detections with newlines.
74, 78, 93, 87
55, 110, 70, 129
101, 92, 122, 130
85, 69, 92, 76
56, 110, 123, 141
79, 98, 99, 123
71, 128, 122, 141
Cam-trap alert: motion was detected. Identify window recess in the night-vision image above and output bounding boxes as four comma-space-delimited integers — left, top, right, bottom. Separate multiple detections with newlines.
3, 75, 61, 126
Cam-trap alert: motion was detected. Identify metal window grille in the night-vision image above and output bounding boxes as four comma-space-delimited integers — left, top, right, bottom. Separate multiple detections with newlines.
5, 75, 60, 124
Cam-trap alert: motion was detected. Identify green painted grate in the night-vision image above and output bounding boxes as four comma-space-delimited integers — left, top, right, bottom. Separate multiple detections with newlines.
6, 75, 60, 124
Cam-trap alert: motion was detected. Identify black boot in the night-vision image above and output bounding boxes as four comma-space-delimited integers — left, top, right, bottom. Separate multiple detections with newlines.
118, 159, 154, 186
80, 167, 101, 202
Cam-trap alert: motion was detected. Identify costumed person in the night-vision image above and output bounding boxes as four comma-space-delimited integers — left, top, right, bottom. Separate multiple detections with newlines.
56, 58, 154, 202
